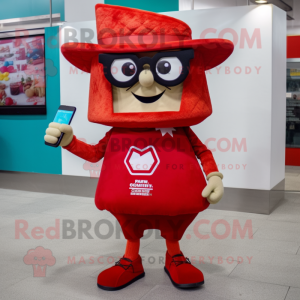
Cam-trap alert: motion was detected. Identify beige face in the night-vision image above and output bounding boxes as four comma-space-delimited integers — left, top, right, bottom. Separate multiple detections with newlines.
112, 51, 183, 113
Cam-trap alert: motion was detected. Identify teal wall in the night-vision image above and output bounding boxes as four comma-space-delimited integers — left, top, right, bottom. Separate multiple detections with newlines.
0, 0, 65, 21
104, 0, 178, 12
0, 27, 62, 174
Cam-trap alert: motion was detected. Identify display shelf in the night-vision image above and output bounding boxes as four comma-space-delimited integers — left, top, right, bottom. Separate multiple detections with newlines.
286, 60, 300, 148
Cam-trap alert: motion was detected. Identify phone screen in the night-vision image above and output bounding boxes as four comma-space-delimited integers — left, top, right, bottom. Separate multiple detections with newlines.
53, 110, 74, 124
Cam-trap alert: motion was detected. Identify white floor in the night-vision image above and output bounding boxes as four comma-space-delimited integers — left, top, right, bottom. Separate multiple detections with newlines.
1, 187, 300, 300
286, 165, 300, 191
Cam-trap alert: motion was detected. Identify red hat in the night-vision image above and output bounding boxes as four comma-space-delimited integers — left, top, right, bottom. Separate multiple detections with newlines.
62, 4, 234, 128
61, 4, 234, 73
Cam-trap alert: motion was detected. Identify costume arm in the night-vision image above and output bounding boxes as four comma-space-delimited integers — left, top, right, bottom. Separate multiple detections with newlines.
62, 129, 112, 163
183, 127, 221, 177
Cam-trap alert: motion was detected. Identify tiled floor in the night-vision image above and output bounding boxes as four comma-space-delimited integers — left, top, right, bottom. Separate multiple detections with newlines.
285, 166, 300, 191
1, 185, 300, 299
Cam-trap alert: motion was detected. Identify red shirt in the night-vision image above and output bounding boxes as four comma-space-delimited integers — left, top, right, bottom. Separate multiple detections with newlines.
64, 127, 218, 216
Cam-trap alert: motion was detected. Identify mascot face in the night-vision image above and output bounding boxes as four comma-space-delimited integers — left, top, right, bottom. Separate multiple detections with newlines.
100, 50, 193, 114
112, 80, 183, 114
87, 48, 214, 128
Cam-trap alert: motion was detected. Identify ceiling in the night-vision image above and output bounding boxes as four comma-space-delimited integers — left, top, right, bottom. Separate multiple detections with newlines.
179, 0, 300, 34
286, 0, 300, 27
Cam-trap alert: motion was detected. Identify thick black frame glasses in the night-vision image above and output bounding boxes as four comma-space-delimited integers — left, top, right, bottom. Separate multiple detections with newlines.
98, 49, 194, 88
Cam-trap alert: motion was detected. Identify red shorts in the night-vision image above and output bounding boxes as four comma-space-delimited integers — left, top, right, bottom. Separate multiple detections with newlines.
113, 213, 198, 241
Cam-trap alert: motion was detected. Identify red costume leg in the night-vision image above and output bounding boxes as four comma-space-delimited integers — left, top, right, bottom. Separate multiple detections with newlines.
165, 239, 204, 289
125, 239, 140, 261
166, 240, 181, 256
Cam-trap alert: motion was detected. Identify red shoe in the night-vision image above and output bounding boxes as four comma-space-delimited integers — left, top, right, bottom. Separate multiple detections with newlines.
164, 251, 204, 288
97, 255, 145, 291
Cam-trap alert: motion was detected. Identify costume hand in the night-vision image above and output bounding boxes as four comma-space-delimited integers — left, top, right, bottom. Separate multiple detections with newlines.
202, 175, 224, 204
44, 122, 73, 147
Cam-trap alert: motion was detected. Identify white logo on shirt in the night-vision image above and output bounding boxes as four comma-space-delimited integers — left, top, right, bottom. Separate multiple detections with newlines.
124, 146, 160, 176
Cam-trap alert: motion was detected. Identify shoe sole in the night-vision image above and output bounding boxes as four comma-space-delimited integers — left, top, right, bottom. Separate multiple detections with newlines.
97, 272, 145, 291
164, 267, 204, 289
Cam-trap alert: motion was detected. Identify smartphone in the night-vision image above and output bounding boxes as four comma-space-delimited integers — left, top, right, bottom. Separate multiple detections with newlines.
45, 105, 76, 148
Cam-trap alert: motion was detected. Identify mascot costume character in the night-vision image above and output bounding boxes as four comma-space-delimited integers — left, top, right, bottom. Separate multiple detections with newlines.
44, 4, 234, 291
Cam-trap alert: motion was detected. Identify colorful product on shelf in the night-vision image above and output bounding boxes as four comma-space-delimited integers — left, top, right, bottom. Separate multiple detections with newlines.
27, 49, 44, 65
27, 49, 44, 59
16, 48, 26, 60
0, 66, 8, 73
0, 97, 16, 106
0, 34, 45, 112
32, 58, 44, 65
5, 97, 14, 105
23, 77, 33, 92
10, 82, 21, 96
0, 89, 6, 100
24, 78, 45, 98
7, 66, 17, 73
25, 77, 33, 84
0, 46, 9, 53
18, 82, 24, 93
4, 54, 14, 58
0, 71, 10, 81
32, 54, 41, 60
28, 39, 43, 50
3, 61, 13, 67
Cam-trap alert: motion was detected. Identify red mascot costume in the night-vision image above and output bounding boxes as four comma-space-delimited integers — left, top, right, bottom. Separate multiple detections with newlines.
45, 4, 234, 291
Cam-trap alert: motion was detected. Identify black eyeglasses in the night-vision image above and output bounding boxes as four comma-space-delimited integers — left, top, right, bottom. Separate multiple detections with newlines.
98, 49, 194, 88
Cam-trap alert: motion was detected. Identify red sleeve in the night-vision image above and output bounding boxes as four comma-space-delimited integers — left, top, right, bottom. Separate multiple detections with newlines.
183, 127, 219, 176
62, 129, 112, 163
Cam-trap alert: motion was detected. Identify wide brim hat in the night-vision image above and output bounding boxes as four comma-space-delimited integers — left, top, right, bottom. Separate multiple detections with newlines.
61, 4, 234, 73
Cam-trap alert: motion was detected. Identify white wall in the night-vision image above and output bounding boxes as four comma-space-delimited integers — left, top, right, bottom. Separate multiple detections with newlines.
179, 0, 250, 11
181, 0, 300, 36
270, 5, 287, 188
65, 0, 104, 22
165, 5, 286, 190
